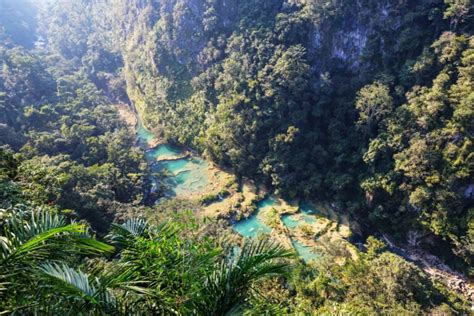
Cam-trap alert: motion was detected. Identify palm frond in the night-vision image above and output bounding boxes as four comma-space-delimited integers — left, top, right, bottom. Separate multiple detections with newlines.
106, 217, 150, 247
38, 262, 116, 307
70, 236, 115, 255
1, 210, 113, 264
236, 239, 293, 280
193, 239, 294, 315
2, 222, 82, 262
39, 262, 98, 298
2, 222, 112, 264
1, 210, 66, 244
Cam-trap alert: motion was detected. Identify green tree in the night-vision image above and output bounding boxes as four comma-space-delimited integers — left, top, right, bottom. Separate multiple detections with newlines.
356, 82, 393, 137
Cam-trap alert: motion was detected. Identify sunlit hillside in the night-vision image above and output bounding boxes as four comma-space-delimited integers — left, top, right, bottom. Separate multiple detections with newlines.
0, 0, 473, 314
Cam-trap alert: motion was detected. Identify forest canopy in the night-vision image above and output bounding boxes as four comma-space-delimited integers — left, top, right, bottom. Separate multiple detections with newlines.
0, 0, 473, 314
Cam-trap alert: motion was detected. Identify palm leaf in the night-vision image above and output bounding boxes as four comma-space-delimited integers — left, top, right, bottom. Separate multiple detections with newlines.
1, 210, 113, 264
39, 262, 99, 299
193, 239, 293, 315
1, 210, 66, 245
106, 217, 150, 247
38, 262, 116, 308
70, 236, 115, 254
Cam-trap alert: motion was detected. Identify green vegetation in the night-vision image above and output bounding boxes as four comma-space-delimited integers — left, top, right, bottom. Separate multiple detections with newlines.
198, 189, 229, 206
289, 238, 469, 314
0, 208, 292, 314
123, 0, 470, 270
52, 0, 470, 270
0, 0, 472, 313
0, 1, 146, 230
262, 207, 281, 229
361, 33, 474, 269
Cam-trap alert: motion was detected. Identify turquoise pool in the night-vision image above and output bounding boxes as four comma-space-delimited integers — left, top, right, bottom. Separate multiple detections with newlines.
137, 122, 211, 197
137, 123, 156, 147
152, 157, 210, 196
292, 240, 320, 262
281, 213, 317, 229
233, 197, 276, 238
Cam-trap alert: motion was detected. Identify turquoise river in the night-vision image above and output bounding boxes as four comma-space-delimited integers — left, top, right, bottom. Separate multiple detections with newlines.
137, 123, 320, 262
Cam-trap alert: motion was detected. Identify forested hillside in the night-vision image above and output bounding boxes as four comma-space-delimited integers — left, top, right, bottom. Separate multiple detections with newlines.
0, 1, 147, 232
0, 0, 473, 314
33, 0, 473, 267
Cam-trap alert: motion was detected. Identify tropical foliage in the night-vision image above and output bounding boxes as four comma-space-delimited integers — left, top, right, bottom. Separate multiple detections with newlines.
0, 209, 293, 314
35, 0, 472, 269
0, 0, 472, 314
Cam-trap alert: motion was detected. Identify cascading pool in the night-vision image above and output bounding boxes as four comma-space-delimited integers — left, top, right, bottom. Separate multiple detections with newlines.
137, 120, 321, 261
281, 213, 317, 229
137, 123, 211, 197
300, 203, 319, 215
151, 157, 210, 196
233, 197, 321, 262
145, 144, 182, 162
232, 197, 275, 238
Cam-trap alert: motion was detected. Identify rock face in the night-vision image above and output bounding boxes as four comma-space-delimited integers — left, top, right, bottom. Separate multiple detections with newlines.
383, 234, 474, 302
119, 0, 439, 105
303, 0, 424, 76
